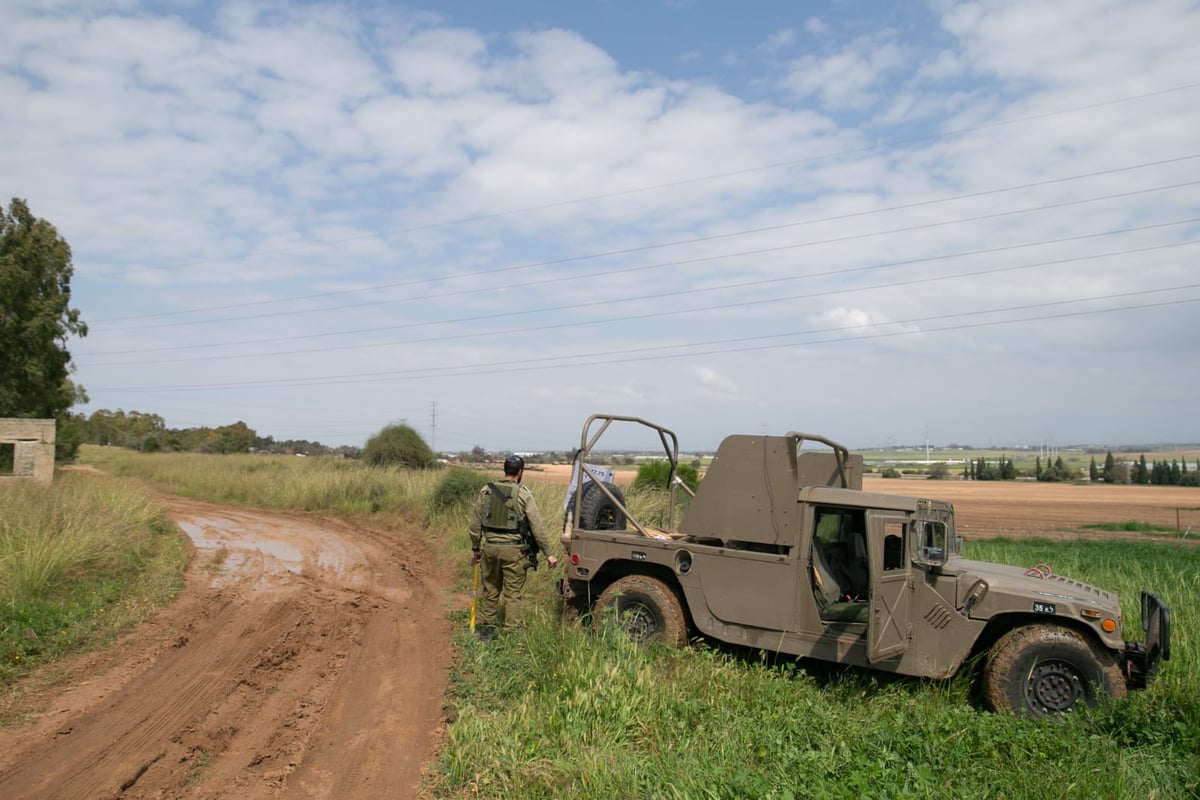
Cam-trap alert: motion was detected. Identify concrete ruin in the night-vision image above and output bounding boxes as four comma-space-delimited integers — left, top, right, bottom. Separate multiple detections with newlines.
0, 418, 56, 482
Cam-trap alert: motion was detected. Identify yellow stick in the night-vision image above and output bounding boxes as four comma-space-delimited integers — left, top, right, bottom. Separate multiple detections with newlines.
469, 561, 480, 632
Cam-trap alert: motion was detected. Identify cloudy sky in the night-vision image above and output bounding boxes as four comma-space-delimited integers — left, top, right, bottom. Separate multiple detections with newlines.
4, 0, 1199, 453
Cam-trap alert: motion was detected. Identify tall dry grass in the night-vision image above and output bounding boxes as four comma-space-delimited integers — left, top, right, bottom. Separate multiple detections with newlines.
0, 472, 186, 686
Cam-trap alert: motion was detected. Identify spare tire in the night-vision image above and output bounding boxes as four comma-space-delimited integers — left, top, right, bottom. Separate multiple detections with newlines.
578, 481, 627, 530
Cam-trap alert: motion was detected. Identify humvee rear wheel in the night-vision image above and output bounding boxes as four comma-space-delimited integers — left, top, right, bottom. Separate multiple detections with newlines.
593, 575, 687, 646
982, 625, 1125, 718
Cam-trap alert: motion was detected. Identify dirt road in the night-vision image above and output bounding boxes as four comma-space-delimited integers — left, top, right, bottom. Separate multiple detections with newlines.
0, 498, 451, 800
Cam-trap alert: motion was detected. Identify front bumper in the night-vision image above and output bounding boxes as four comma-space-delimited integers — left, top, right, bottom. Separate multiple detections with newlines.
1123, 590, 1171, 690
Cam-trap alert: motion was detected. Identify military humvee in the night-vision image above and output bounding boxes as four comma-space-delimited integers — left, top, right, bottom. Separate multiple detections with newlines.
558, 414, 1170, 717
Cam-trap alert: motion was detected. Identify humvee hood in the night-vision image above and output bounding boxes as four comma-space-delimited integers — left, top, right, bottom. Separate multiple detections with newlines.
946, 559, 1119, 610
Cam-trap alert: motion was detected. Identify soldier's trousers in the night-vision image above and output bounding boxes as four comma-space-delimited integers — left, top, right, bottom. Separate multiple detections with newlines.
479, 541, 528, 629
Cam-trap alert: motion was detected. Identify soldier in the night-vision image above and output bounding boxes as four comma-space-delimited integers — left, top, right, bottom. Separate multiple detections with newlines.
469, 454, 558, 640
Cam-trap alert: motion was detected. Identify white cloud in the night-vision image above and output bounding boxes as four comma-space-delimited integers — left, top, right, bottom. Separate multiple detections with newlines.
1, 0, 1196, 451
689, 365, 744, 400
941, 0, 1200, 89
762, 28, 797, 53
779, 36, 909, 112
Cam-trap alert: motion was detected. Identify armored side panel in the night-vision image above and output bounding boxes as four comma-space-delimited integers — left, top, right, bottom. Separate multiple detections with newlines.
678, 435, 863, 547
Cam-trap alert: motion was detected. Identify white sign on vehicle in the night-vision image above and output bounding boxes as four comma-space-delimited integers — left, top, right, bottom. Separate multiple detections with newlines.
563, 461, 614, 511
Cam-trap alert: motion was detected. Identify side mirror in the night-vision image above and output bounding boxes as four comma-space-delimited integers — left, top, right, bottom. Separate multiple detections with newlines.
916, 521, 950, 567
920, 546, 945, 563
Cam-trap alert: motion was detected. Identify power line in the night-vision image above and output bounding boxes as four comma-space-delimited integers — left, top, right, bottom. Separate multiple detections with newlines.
96, 151, 1200, 328
84, 231, 1200, 366
85, 177, 1200, 355
91, 282, 1200, 392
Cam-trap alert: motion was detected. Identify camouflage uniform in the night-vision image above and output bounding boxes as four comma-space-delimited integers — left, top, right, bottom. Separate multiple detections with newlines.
468, 478, 552, 632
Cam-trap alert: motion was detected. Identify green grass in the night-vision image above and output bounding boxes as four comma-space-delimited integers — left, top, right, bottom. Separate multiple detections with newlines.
0, 473, 187, 689
1083, 521, 1178, 534
82, 445, 432, 516
427, 538, 1200, 799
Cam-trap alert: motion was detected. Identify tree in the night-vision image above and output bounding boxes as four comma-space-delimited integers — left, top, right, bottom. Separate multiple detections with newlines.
82, 408, 167, 449
0, 198, 88, 459
1089, 457, 1099, 482
1103, 451, 1117, 483
216, 421, 255, 454
363, 424, 436, 469
999, 456, 1016, 480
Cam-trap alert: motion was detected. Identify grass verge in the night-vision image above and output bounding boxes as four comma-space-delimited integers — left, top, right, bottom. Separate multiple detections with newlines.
0, 472, 187, 693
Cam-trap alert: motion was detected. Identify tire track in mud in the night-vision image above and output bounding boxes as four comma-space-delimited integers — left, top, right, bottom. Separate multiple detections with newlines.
0, 498, 450, 800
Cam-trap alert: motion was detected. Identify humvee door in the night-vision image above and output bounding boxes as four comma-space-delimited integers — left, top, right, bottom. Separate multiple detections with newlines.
867, 513, 912, 662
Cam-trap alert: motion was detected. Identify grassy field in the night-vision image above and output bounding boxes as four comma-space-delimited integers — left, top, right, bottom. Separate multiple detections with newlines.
427, 536, 1198, 799
11, 447, 1199, 797
0, 470, 187, 692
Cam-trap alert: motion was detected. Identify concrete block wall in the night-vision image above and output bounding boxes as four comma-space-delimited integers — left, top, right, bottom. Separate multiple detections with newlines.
0, 418, 56, 482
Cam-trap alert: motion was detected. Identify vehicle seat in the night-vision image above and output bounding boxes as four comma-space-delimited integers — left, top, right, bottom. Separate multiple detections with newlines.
810, 540, 844, 608
842, 531, 869, 599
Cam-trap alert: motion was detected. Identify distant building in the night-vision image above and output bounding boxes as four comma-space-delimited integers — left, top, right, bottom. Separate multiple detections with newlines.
0, 418, 56, 482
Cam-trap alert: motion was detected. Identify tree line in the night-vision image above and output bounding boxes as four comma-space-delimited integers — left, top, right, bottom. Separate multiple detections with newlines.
1089, 451, 1199, 487
957, 453, 1199, 486
73, 408, 361, 458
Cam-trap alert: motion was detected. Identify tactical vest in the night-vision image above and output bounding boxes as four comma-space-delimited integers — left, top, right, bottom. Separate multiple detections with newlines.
483, 482, 521, 533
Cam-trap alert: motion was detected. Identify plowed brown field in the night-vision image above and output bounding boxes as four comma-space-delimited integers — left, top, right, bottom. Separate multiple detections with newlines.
530, 463, 1200, 540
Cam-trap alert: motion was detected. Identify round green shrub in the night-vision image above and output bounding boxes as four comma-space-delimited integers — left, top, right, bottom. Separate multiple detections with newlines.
362, 424, 436, 469
633, 459, 700, 492
430, 467, 489, 512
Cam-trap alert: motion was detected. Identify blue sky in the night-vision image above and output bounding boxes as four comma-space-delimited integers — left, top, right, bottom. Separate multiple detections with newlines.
3, 0, 1199, 453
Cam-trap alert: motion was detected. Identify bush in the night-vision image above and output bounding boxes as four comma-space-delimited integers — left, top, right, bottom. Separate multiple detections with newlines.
430, 468, 489, 513
55, 415, 83, 462
633, 459, 699, 492
882, 468, 901, 478
362, 424, 436, 469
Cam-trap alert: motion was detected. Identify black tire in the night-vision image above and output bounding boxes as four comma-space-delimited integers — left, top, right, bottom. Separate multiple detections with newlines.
592, 575, 687, 646
578, 481, 626, 530
982, 625, 1126, 718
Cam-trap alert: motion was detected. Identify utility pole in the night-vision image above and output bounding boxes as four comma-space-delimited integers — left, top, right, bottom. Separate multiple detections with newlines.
430, 401, 437, 453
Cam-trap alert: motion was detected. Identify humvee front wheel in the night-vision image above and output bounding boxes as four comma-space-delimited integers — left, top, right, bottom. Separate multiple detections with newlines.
593, 575, 687, 646
982, 624, 1125, 718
